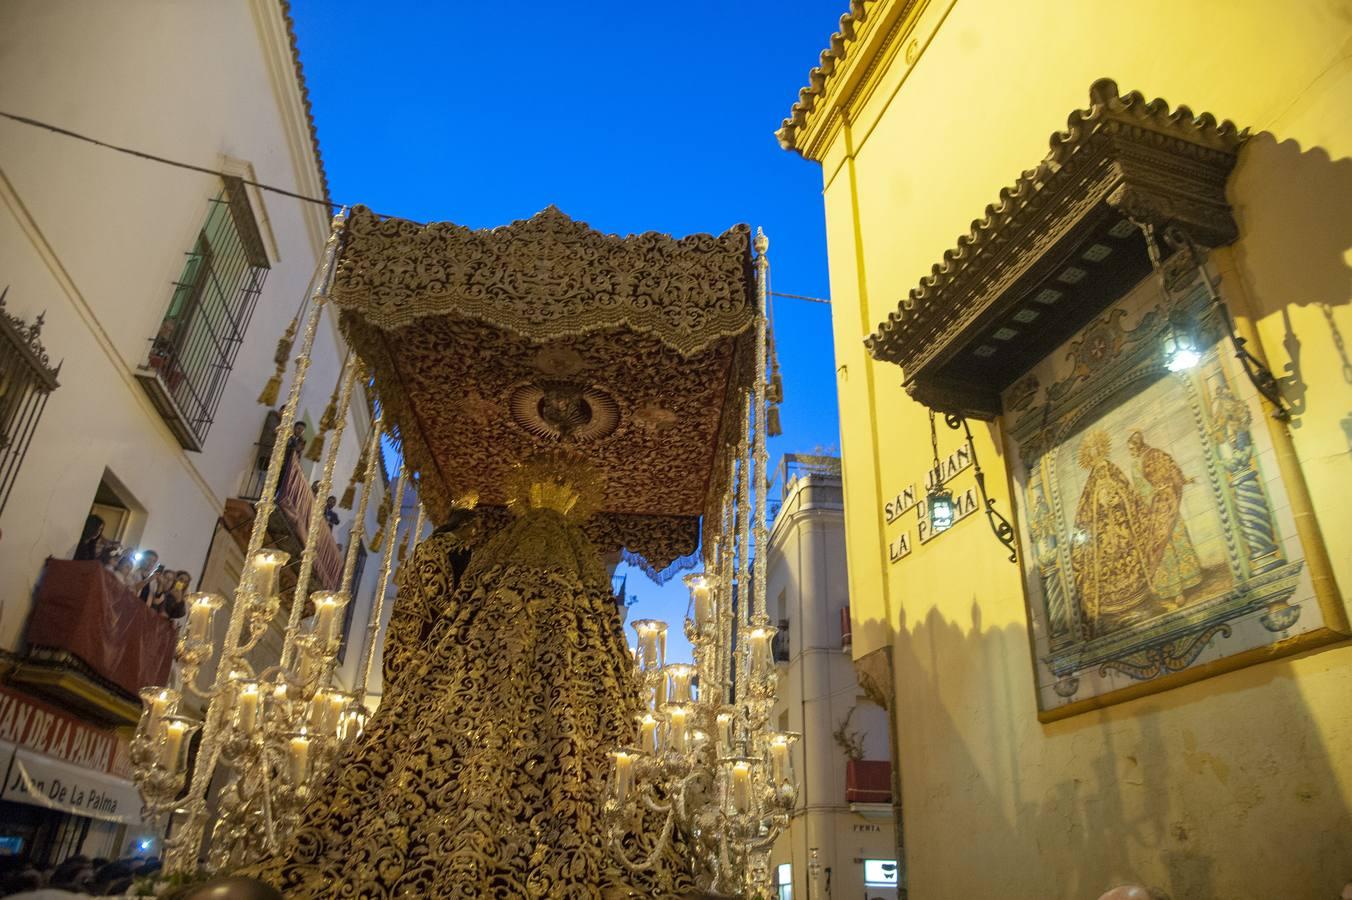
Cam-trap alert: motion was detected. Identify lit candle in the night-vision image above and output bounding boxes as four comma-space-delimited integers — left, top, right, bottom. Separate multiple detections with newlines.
667, 664, 694, 703
251, 549, 289, 599
632, 620, 666, 671
160, 719, 188, 770
716, 712, 734, 754
639, 713, 659, 754
686, 574, 713, 626
668, 706, 688, 753
312, 592, 346, 645
770, 736, 790, 784
308, 692, 332, 734
731, 761, 751, 813
142, 688, 174, 733
288, 734, 311, 784
611, 751, 635, 803
237, 682, 259, 733
328, 693, 348, 736
748, 626, 774, 676
186, 593, 222, 642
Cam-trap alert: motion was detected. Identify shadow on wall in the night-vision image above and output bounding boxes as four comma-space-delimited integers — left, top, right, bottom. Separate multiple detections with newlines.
1229, 133, 1352, 441
871, 599, 1351, 900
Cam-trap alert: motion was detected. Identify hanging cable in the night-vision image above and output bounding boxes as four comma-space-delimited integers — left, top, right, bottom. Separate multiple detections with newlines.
0, 109, 339, 209
769, 290, 830, 305
4, 110, 837, 309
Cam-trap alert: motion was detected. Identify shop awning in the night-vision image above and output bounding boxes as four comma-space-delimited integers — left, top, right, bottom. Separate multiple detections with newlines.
0, 742, 142, 824
0, 687, 140, 824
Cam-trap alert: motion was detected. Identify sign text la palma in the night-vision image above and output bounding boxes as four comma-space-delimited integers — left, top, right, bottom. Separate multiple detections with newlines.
885, 440, 979, 562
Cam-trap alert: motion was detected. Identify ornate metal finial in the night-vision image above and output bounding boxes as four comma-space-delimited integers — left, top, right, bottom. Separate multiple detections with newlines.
754, 227, 769, 256
0, 287, 60, 389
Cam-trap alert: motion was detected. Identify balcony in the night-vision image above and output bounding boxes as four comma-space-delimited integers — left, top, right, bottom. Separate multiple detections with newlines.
846, 759, 892, 805
11, 559, 177, 726
225, 451, 343, 600
772, 619, 790, 663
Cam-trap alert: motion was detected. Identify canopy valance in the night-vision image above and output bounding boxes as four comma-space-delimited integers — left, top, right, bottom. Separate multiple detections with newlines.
330, 206, 760, 577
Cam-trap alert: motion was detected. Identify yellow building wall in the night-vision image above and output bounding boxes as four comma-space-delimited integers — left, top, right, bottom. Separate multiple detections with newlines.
812, 1, 1352, 896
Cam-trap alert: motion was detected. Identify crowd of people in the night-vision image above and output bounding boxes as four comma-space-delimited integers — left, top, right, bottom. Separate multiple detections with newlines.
0, 854, 159, 897
73, 516, 191, 621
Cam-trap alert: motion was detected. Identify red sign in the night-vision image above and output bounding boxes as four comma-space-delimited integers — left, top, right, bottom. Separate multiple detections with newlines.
0, 687, 130, 778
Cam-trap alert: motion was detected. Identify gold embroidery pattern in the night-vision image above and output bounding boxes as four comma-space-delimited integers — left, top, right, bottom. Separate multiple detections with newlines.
243, 509, 698, 897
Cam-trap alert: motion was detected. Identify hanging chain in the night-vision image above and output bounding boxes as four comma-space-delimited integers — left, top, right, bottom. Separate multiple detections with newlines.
928, 408, 941, 473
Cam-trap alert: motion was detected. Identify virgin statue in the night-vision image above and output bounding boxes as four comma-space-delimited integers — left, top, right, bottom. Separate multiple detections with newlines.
1126, 430, 1202, 604
242, 452, 697, 898
1070, 430, 1153, 635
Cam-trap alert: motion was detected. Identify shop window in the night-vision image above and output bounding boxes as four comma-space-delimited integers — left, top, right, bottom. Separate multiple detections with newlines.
863, 859, 899, 888
137, 176, 269, 451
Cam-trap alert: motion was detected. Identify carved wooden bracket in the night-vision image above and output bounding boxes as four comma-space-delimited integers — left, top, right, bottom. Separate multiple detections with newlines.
867, 79, 1248, 419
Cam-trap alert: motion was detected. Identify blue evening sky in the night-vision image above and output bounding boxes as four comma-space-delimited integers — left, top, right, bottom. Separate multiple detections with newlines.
291, 1, 845, 662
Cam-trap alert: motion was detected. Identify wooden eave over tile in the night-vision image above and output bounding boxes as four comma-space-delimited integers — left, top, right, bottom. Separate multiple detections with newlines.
865, 79, 1249, 418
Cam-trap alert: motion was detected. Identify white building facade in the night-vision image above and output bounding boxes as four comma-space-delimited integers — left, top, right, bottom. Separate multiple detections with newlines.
0, 0, 411, 866
767, 456, 899, 900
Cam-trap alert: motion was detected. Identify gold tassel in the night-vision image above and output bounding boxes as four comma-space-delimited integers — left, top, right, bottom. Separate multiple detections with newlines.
339, 479, 356, 510
370, 497, 390, 551
767, 405, 782, 437
305, 365, 343, 462
257, 316, 298, 406
257, 373, 282, 408
396, 527, 411, 563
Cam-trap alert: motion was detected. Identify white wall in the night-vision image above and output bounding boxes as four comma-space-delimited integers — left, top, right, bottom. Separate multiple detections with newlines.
0, 1, 377, 656
768, 471, 898, 899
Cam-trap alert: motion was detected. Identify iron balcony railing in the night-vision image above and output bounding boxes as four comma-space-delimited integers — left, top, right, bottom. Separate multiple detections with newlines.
138, 178, 269, 450
0, 288, 60, 517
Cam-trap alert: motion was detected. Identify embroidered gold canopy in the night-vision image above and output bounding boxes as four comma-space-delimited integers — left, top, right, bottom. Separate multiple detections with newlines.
865, 79, 1248, 418
330, 205, 759, 577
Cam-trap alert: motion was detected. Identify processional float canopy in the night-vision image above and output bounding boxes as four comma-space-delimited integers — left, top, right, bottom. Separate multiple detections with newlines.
329, 205, 760, 579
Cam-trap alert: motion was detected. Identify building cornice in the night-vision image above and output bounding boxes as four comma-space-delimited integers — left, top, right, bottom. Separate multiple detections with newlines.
277, 0, 331, 205
776, 0, 926, 160
250, 0, 332, 259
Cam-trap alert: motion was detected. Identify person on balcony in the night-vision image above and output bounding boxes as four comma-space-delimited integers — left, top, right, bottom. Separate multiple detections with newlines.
159, 569, 191, 620
323, 495, 340, 529
132, 551, 161, 596
74, 514, 105, 560
283, 422, 306, 476
112, 553, 137, 587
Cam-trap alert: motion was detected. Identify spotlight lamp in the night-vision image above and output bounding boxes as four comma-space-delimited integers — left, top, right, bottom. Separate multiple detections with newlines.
1163, 306, 1202, 373
1142, 222, 1291, 420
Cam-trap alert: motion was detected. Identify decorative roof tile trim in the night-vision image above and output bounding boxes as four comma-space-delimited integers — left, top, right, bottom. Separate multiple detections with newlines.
278, 0, 331, 204
776, 0, 875, 153
864, 78, 1247, 364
